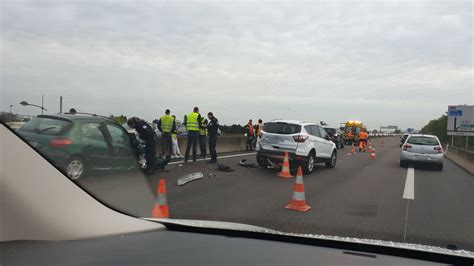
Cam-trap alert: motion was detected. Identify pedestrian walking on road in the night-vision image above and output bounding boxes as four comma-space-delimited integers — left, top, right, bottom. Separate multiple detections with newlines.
244, 119, 255, 151
171, 115, 183, 159
127, 117, 157, 175
184, 107, 202, 162
156, 109, 176, 160
199, 116, 208, 159
207, 112, 219, 163
358, 128, 369, 152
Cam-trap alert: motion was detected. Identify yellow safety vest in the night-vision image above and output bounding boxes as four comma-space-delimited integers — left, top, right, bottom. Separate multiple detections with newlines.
200, 117, 207, 136
186, 112, 200, 132
160, 115, 174, 133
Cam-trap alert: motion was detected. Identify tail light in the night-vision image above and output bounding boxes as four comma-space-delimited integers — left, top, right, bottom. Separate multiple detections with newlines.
49, 138, 73, 148
293, 135, 309, 143
434, 146, 443, 153
402, 144, 412, 151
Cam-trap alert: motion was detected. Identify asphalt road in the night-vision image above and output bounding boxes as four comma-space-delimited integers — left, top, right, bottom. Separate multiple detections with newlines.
77, 137, 474, 251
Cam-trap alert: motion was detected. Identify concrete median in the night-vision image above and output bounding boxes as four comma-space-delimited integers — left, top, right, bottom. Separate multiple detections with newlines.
444, 146, 474, 175
155, 135, 249, 155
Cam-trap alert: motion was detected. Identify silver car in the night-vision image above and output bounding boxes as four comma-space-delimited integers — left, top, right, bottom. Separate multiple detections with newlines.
400, 134, 444, 170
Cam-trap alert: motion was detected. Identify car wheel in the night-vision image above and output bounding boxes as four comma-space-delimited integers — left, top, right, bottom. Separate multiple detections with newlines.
302, 151, 315, 174
256, 154, 268, 168
400, 160, 408, 168
326, 150, 337, 168
66, 157, 86, 180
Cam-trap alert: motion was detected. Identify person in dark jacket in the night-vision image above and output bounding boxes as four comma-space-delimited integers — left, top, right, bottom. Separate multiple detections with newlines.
206, 112, 219, 163
127, 117, 157, 174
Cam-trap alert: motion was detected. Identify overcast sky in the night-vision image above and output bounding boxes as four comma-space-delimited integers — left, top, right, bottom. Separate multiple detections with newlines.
1, 0, 472, 129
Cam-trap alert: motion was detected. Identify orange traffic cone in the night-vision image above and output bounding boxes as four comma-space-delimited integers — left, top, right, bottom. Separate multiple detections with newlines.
286, 166, 311, 212
367, 142, 373, 152
351, 143, 356, 154
151, 179, 169, 218
278, 151, 293, 178
370, 147, 377, 159
380, 139, 384, 147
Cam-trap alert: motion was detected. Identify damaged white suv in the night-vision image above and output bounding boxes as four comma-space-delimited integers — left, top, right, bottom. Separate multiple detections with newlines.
256, 120, 337, 174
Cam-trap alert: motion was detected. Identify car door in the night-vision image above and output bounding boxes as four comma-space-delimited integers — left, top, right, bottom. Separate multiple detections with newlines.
317, 126, 334, 157
79, 122, 112, 170
305, 125, 327, 158
104, 123, 137, 170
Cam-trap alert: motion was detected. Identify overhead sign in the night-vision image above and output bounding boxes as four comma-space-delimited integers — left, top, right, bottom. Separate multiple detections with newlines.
447, 105, 474, 136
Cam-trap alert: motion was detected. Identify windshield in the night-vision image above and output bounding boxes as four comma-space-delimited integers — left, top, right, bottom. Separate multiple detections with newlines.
324, 128, 336, 135
19, 117, 72, 135
263, 122, 301, 135
2, 0, 473, 254
407, 136, 439, 146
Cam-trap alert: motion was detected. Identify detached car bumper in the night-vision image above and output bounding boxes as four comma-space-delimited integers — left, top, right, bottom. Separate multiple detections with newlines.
400, 151, 444, 164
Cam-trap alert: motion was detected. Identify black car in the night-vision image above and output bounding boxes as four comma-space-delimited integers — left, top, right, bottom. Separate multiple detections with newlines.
400, 134, 410, 147
324, 127, 344, 149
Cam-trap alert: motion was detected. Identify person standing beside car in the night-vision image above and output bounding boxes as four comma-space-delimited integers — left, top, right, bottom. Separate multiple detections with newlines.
171, 115, 183, 159
157, 109, 175, 160
199, 116, 208, 159
244, 119, 255, 151
206, 112, 219, 163
183, 107, 202, 162
127, 117, 157, 175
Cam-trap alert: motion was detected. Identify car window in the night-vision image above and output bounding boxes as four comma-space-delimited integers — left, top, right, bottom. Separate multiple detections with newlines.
309, 125, 320, 137
19, 117, 72, 135
406, 136, 439, 146
80, 123, 106, 144
318, 126, 329, 139
324, 128, 336, 135
106, 124, 130, 147
263, 122, 301, 134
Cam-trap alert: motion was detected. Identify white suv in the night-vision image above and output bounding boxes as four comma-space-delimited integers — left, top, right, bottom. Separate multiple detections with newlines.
256, 120, 337, 174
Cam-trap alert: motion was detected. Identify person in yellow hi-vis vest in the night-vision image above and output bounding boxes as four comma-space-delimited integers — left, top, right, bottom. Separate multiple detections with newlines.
199, 117, 208, 159
183, 107, 202, 162
157, 109, 176, 160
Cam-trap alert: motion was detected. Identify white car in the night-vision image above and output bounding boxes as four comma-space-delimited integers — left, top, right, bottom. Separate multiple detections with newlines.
400, 134, 444, 170
256, 120, 337, 174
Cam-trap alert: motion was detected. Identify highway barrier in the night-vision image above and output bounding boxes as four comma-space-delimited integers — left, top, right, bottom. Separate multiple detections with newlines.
444, 146, 474, 175
156, 134, 395, 156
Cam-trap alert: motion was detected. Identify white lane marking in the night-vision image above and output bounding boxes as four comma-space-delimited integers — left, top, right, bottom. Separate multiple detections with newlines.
403, 200, 410, 242
402, 167, 415, 200
168, 152, 257, 165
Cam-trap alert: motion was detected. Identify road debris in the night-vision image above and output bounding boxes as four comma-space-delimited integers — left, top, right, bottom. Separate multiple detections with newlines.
217, 164, 235, 172
177, 172, 204, 186
238, 159, 259, 168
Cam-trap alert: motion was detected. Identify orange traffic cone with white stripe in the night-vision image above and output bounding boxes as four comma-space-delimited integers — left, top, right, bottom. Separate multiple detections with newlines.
367, 142, 373, 152
151, 179, 169, 218
370, 147, 377, 159
286, 166, 311, 212
278, 151, 293, 178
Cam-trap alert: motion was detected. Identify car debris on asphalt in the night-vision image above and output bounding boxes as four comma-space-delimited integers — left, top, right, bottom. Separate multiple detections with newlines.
238, 159, 259, 168
217, 164, 235, 172
177, 172, 204, 186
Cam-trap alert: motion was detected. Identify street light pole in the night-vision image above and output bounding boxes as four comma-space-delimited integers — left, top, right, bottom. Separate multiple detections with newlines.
9, 104, 13, 114
41, 95, 44, 115
19, 101, 48, 114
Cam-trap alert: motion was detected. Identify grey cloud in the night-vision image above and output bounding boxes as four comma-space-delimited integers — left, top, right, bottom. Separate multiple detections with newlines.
1, 0, 472, 129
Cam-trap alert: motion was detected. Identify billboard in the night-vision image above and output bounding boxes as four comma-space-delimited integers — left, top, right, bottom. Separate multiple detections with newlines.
447, 105, 474, 136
